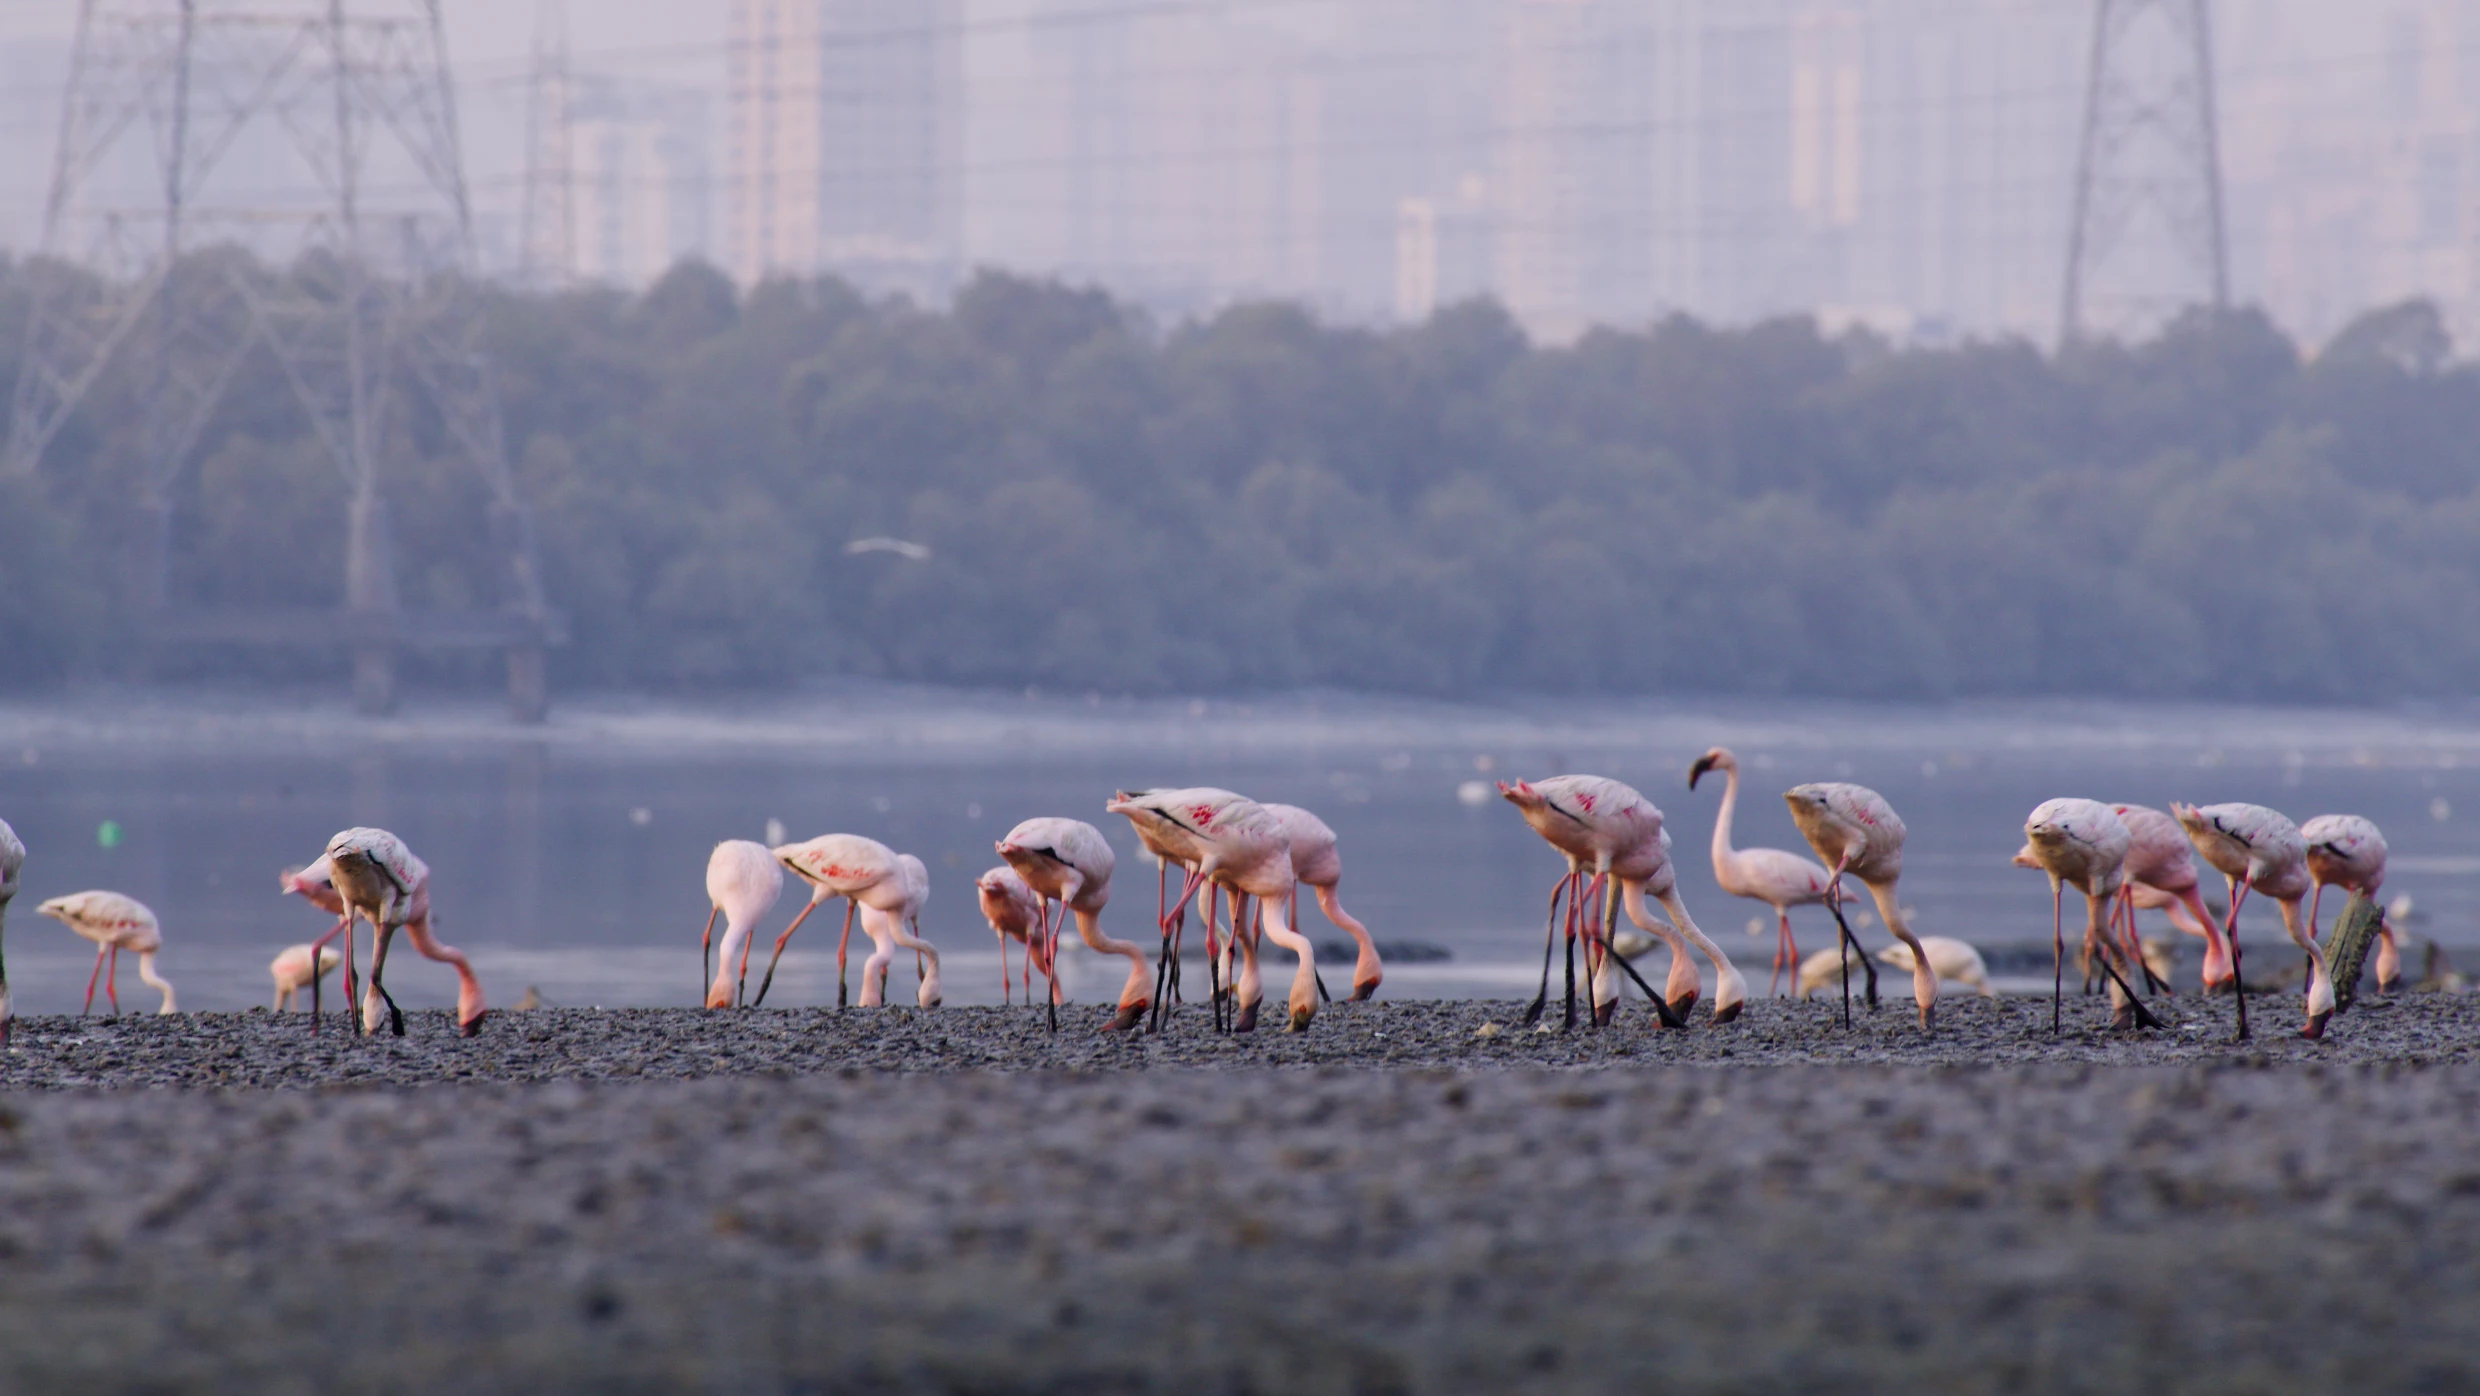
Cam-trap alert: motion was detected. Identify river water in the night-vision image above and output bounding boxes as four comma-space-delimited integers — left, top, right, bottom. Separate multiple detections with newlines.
0, 684, 2474, 1015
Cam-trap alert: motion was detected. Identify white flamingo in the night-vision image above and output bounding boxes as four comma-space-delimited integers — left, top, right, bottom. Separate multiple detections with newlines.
2021, 799, 2160, 1033
2174, 802, 2330, 1040
2301, 814, 2397, 994
996, 816, 1152, 1031
270, 943, 341, 1012
0, 817, 21, 1045
315, 827, 488, 1037
975, 865, 1044, 1004
1689, 747, 1840, 997
1783, 782, 1937, 1029
1104, 789, 1321, 1033
37, 890, 177, 1016
760, 834, 942, 1010
701, 840, 784, 1008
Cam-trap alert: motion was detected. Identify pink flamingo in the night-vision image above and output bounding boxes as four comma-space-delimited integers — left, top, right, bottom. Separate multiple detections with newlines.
975, 865, 1044, 1004
995, 817, 1152, 1032
2301, 814, 2397, 994
2021, 799, 2161, 1033
1689, 747, 1840, 997
700, 840, 784, 1008
1259, 802, 1383, 1001
758, 834, 942, 1010
0, 817, 21, 1046
1783, 782, 1937, 1029
1499, 775, 1741, 1029
36, 890, 177, 1016
315, 827, 487, 1038
2113, 803, 2232, 991
2173, 802, 2330, 1040
1106, 787, 1248, 1030
270, 943, 340, 1011
1105, 789, 1322, 1033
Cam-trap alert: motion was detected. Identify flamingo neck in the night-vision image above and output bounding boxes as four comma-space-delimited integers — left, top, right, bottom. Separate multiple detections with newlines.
1710, 765, 1741, 874
135, 951, 176, 1014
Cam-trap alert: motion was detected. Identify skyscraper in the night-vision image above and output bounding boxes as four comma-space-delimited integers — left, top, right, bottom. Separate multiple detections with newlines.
726, 0, 962, 295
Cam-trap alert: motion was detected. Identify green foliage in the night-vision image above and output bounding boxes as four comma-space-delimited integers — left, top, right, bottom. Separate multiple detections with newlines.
7, 257, 2480, 701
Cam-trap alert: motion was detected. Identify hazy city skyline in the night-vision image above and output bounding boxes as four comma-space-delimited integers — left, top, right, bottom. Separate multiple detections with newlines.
0, 1, 2475, 350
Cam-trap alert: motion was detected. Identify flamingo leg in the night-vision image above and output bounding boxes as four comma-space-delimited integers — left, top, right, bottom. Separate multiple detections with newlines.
1822, 859, 1872, 1028
105, 946, 121, 1016
342, 907, 360, 1035
699, 906, 720, 1006
365, 921, 405, 1037
1771, 908, 1795, 998
1561, 869, 1583, 1034
2225, 876, 2252, 1041
835, 900, 857, 1011
1041, 899, 1060, 1033
1520, 871, 1570, 1028
1229, 892, 1262, 1033
1301, 888, 1332, 1005
749, 900, 820, 1009
81, 943, 106, 1016
1584, 877, 1684, 1030
2123, 889, 2170, 995
308, 913, 349, 1033
2089, 891, 2163, 1030
1207, 883, 1225, 1032
2051, 879, 2066, 1035
1148, 860, 1171, 1030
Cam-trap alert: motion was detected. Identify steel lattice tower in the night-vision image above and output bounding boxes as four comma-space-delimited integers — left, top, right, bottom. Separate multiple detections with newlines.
2060, 0, 2230, 345
7, 0, 558, 720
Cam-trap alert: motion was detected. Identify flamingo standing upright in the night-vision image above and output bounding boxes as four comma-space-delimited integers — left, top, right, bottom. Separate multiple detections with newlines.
1688, 748, 1840, 997
975, 865, 1044, 1004
1103, 789, 1321, 1033
270, 943, 341, 1011
996, 817, 1151, 1032
36, 890, 177, 1015
2174, 802, 2331, 1040
0, 817, 22, 1046
1783, 782, 1937, 1029
2113, 803, 2233, 992
2301, 814, 2397, 994
1258, 803, 1383, 1001
1499, 775, 1741, 1028
2021, 799, 2161, 1033
316, 827, 488, 1037
759, 834, 943, 1010
701, 840, 784, 1008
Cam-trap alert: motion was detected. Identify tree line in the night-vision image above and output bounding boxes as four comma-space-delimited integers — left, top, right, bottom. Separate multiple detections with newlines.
2, 254, 2474, 704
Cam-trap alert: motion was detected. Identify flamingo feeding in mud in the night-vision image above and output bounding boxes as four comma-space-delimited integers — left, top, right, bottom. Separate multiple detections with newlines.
1259, 802, 1383, 1001
760, 834, 942, 1011
0, 817, 21, 1046
995, 817, 1152, 1032
270, 943, 341, 1012
1797, 936, 1994, 999
2113, 803, 2233, 992
2174, 802, 2331, 1041
314, 828, 488, 1038
1498, 775, 1739, 1030
2021, 799, 2163, 1034
975, 865, 1044, 1004
1107, 789, 1216, 1027
2301, 814, 2398, 995
700, 840, 784, 1008
1689, 748, 1840, 997
1783, 782, 1936, 1030
1104, 788, 1322, 1033
36, 890, 177, 1016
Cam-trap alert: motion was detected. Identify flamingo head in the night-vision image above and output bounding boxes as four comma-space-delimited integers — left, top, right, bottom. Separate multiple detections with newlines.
1496, 779, 1540, 809
1687, 747, 1735, 790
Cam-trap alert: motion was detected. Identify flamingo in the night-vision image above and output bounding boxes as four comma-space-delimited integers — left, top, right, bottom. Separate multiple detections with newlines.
974, 865, 1044, 1004
1106, 787, 1254, 1030
1688, 747, 1840, 997
2113, 803, 2233, 991
1499, 775, 1741, 1028
0, 816, 21, 1046
270, 943, 341, 1011
2301, 814, 2397, 995
996, 817, 1151, 1031
758, 835, 942, 1010
1783, 782, 1936, 1029
1103, 789, 1321, 1033
2021, 799, 2161, 1033
2173, 802, 2331, 1040
700, 840, 784, 1008
1796, 937, 1994, 999
36, 890, 177, 1015
1259, 802, 1383, 1001
316, 827, 488, 1038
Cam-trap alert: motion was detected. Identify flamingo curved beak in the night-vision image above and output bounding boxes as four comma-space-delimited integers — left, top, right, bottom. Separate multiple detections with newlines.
1687, 754, 1718, 789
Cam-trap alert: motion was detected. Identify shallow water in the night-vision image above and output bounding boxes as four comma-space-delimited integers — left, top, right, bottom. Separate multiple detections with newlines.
0, 684, 2475, 1014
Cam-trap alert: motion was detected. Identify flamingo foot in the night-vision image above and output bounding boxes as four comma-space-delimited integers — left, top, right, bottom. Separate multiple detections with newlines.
1232, 999, 1260, 1034
2303, 1009, 2332, 1040
1712, 1000, 1743, 1025
1350, 980, 1377, 1002
1102, 1002, 1145, 1033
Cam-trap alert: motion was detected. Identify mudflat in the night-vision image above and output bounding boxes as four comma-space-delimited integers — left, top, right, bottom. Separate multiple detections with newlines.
2, 995, 2475, 1393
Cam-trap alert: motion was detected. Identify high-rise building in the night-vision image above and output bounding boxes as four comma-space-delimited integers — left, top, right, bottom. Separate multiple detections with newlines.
726, 0, 962, 295
573, 87, 712, 286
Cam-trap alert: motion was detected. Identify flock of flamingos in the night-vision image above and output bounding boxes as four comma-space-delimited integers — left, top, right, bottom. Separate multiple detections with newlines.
0, 745, 2405, 1051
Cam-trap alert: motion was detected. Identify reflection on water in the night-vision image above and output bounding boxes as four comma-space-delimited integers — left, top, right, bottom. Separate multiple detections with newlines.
0, 687, 2475, 1014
